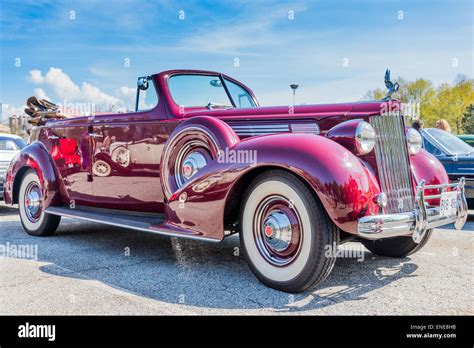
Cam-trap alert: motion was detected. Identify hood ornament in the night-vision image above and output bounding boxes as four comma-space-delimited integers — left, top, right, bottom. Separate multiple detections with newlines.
382, 69, 399, 101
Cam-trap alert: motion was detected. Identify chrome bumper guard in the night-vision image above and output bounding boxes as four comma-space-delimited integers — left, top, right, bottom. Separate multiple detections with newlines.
358, 178, 468, 243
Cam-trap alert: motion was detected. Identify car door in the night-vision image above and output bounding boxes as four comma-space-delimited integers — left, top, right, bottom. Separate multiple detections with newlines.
88, 81, 176, 213
39, 116, 94, 206
88, 115, 168, 212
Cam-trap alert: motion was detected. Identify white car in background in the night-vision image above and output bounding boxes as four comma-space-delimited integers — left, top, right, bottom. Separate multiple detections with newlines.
0, 134, 26, 200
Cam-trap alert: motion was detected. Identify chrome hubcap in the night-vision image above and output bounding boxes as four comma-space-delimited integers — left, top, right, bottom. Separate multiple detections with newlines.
254, 195, 302, 266
263, 210, 293, 252
175, 141, 210, 188
182, 152, 207, 181
24, 182, 42, 222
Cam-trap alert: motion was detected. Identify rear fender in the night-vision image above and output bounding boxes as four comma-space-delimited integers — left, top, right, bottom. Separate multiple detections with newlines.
4, 141, 63, 208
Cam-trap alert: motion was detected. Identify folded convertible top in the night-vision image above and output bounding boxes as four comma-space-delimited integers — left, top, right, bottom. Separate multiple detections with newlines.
24, 96, 67, 125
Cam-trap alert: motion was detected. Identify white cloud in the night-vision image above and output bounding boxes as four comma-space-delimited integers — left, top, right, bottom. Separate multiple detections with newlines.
117, 86, 136, 110
34, 88, 49, 100
1, 103, 25, 124
29, 70, 44, 84
81, 82, 122, 108
28, 67, 124, 113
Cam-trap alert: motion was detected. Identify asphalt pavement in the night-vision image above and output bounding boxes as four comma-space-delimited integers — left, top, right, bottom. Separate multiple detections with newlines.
1, 203, 473, 315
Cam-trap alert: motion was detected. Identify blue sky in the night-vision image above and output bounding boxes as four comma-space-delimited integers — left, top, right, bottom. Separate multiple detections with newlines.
0, 0, 472, 118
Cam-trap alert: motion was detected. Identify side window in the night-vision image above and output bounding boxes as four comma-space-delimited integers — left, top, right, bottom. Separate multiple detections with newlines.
224, 78, 255, 108
136, 80, 159, 111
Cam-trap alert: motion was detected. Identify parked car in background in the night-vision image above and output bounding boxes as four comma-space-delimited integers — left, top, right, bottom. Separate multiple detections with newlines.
421, 128, 474, 208
0, 134, 26, 200
457, 134, 474, 147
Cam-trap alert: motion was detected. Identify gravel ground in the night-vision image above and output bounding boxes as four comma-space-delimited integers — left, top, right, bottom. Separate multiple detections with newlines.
1, 203, 473, 315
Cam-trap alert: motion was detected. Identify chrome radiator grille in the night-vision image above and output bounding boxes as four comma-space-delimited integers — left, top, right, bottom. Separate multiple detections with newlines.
370, 114, 414, 213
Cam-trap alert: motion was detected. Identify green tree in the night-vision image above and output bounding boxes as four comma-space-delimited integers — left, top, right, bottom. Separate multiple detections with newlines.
364, 75, 474, 134
363, 88, 385, 101
461, 104, 474, 133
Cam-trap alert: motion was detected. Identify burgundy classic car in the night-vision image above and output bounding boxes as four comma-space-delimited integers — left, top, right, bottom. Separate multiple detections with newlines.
4, 69, 468, 293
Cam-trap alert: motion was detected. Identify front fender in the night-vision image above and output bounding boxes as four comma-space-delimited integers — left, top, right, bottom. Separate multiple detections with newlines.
410, 149, 449, 184
165, 133, 381, 238
4, 141, 63, 208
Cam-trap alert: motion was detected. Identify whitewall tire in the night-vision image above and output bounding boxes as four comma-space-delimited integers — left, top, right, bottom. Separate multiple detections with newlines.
240, 170, 338, 293
18, 169, 60, 236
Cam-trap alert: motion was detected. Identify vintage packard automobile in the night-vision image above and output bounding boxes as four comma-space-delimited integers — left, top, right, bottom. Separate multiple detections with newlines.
3, 69, 468, 293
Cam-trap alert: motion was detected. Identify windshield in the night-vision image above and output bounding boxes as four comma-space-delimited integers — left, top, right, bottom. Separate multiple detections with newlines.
0, 137, 25, 151
168, 74, 255, 109
423, 128, 473, 155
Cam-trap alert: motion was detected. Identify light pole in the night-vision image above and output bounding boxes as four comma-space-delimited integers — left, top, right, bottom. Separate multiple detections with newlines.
290, 84, 299, 106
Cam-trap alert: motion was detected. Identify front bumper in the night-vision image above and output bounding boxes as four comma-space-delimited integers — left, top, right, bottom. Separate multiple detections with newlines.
358, 178, 468, 243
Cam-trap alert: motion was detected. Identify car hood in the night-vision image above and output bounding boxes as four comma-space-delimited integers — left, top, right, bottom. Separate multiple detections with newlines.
183, 101, 391, 120
0, 150, 19, 162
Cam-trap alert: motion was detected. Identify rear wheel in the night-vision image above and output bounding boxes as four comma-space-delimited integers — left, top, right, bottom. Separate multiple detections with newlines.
239, 170, 338, 293
360, 230, 432, 258
18, 169, 60, 236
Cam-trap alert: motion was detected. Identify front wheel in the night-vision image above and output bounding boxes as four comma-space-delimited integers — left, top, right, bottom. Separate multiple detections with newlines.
18, 169, 61, 237
360, 230, 432, 258
239, 170, 338, 293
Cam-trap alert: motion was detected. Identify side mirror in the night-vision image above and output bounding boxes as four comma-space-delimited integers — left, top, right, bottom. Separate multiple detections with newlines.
137, 76, 150, 90
135, 76, 151, 111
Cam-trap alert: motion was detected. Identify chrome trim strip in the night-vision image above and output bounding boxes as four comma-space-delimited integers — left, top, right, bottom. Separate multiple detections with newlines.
45, 207, 221, 243
230, 125, 289, 129
228, 122, 320, 137
290, 123, 320, 134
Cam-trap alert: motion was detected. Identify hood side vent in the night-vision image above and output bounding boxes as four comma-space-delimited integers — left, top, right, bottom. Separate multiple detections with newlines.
227, 121, 319, 138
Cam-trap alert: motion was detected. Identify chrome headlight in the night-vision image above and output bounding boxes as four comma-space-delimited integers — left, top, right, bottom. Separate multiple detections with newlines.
355, 121, 376, 155
406, 128, 422, 155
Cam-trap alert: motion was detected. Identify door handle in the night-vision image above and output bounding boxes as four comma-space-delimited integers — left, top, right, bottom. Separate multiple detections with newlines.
89, 133, 103, 138
48, 135, 59, 140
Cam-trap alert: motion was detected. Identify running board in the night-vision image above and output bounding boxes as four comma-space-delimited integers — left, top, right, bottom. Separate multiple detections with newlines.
45, 206, 220, 243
